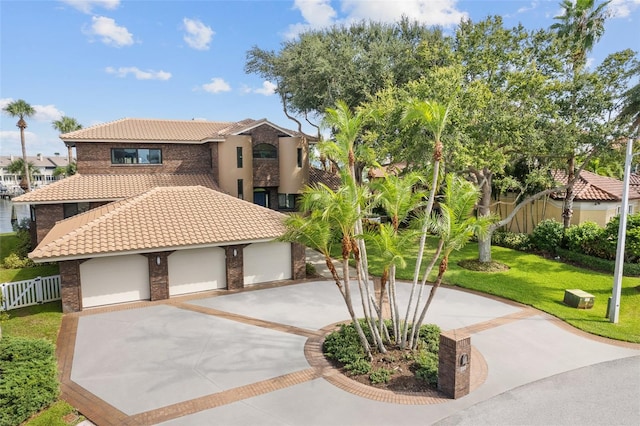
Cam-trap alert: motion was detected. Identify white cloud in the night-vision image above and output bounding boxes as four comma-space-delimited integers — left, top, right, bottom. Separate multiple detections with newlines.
609, 0, 640, 18
286, 0, 468, 38
1, 99, 63, 122
254, 81, 277, 95
202, 78, 231, 94
60, 0, 120, 14
182, 18, 214, 50
85, 16, 134, 47
105, 66, 172, 80
341, 0, 467, 27
33, 104, 64, 122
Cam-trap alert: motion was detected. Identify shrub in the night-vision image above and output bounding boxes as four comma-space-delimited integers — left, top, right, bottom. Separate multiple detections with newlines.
323, 322, 370, 374
413, 350, 438, 385
556, 248, 640, 276
2, 253, 34, 269
417, 323, 440, 354
564, 221, 604, 257
305, 262, 317, 276
492, 231, 533, 251
369, 367, 393, 384
531, 219, 564, 254
603, 213, 640, 263
0, 337, 59, 426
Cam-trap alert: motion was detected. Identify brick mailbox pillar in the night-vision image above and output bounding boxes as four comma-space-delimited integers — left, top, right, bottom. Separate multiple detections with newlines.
438, 330, 471, 399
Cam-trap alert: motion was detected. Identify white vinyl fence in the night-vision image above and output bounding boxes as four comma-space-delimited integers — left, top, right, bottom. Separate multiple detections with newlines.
1, 275, 61, 311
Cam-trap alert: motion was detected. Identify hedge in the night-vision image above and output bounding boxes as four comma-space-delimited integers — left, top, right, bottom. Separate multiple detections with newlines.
0, 337, 59, 426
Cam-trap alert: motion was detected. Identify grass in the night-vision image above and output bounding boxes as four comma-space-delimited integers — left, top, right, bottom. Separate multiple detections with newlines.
1, 232, 60, 282
24, 400, 84, 426
362, 238, 640, 343
2, 301, 64, 343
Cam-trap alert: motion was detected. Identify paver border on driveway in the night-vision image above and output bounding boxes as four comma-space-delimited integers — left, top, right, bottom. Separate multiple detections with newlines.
56, 279, 640, 425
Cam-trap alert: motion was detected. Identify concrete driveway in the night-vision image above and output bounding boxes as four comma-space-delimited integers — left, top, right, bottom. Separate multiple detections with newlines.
57, 279, 640, 425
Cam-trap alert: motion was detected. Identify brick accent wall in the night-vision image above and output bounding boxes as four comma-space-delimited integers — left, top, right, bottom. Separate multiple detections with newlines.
248, 124, 281, 187
438, 330, 471, 399
59, 260, 83, 313
76, 142, 213, 175
210, 143, 219, 187
224, 244, 247, 290
146, 252, 172, 301
33, 204, 64, 245
291, 243, 306, 280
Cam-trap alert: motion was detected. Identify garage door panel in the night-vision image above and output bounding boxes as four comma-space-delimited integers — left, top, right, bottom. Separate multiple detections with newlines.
168, 247, 226, 296
80, 255, 149, 308
244, 242, 291, 285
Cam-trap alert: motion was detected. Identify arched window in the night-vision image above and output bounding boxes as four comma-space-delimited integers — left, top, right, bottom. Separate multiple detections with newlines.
253, 143, 277, 159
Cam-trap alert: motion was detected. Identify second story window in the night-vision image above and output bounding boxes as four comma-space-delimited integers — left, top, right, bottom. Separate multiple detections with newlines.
297, 148, 302, 168
253, 143, 277, 159
237, 147, 243, 168
111, 148, 162, 165
237, 179, 244, 200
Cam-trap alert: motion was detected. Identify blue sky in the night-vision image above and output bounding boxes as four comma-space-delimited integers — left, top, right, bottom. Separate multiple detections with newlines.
1, 0, 639, 156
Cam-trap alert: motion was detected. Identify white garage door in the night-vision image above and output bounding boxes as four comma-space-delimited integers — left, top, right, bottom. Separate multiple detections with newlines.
244, 242, 291, 285
168, 247, 226, 296
80, 255, 149, 308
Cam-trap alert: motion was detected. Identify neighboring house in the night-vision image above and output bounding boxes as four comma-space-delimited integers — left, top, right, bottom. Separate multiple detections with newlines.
496, 170, 640, 234
0, 154, 71, 190
14, 117, 312, 312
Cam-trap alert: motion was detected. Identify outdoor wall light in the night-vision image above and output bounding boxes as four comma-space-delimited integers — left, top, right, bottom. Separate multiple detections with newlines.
233, 249, 238, 257
156, 256, 161, 265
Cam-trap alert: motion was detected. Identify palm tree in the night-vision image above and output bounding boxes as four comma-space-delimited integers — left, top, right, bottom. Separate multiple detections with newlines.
283, 183, 374, 359
7, 158, 40, 190
552, 0, 610, 227
409, 174, 494, 349
401, 99, 450, 345
52, 116, 82, 164
619, 79, 640, 135
551, 0, 610, 74
3, 99, 35, 192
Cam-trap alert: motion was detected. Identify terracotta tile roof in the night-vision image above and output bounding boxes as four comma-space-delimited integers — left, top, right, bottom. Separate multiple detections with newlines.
552, 169, 640, 201
308, 167, 342, 190
60, 118, 235, 142
59, 117, 304, 142
30, 186, 287, 261
12, 173, 218, 203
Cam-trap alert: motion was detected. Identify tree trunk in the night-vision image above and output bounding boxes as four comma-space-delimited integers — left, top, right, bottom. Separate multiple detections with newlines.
562, 155, 575, 228
411, 255, 449, 350
19, 122, 31, 192
478, 235, 493, 263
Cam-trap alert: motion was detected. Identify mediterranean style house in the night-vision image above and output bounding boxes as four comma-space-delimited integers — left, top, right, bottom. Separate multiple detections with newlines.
14, 117, 314, 312
495, 170, 640, 234
0, 154, 71, 191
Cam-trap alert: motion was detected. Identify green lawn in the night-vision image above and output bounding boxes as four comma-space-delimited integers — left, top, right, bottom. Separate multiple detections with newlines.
364, 239, 640, 343
0, 232, 59, 282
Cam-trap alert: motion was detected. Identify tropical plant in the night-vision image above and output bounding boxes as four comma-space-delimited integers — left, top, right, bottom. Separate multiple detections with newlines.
3, 99, 35, 192
51, 116, 82, 164
6, 158, 40, 190
552, 0, 611, 228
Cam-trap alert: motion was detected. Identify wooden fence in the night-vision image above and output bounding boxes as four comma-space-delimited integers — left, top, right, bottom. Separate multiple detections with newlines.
1, 275, 61, 311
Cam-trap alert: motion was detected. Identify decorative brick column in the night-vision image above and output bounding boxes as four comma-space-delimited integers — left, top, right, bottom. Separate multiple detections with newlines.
225, 245, 247, 290
438, 330, 471, 399
146, 252, 172, 301
291, 243, 306, 280
59, 260, 83, 313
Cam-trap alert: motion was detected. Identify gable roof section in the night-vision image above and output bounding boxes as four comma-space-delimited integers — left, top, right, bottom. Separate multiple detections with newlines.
309, 167, 342, 190
0, 155, 71, 168
59, 117, 304, 143
30, 186, 287, 261
553, 169, 640, 201
12, 173, 218, 204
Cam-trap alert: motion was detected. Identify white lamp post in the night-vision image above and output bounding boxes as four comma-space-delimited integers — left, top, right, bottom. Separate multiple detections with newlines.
609, 137, 635, 323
